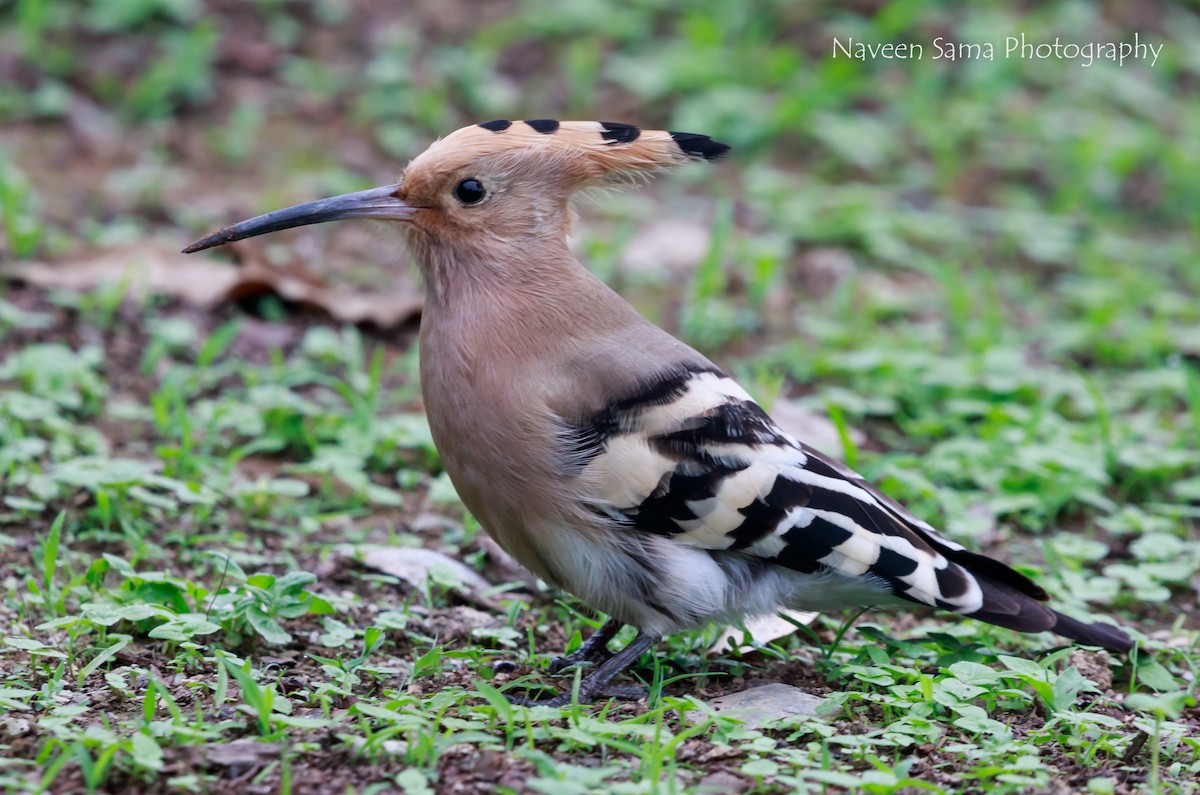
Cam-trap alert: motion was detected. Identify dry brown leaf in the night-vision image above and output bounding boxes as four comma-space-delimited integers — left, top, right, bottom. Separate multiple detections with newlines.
3, 244, 239, 305
2, 243, 423, 329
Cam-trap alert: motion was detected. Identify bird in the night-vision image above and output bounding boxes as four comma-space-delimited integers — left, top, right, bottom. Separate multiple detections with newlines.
185, 119, 1134, 706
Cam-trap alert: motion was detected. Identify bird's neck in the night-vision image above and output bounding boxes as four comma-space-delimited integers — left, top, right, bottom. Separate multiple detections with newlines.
413, 237, 624, 554
412, 234, 596, 317
413, 233, 660, 397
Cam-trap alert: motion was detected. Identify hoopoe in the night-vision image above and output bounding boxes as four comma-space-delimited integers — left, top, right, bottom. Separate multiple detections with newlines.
185, 119, 1133, 706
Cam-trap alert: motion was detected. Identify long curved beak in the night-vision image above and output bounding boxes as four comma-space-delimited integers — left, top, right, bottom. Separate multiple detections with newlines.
182, 184, 415, 253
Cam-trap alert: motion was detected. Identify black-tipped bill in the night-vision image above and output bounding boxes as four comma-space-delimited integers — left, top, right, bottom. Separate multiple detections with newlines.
182, 184, 414, 253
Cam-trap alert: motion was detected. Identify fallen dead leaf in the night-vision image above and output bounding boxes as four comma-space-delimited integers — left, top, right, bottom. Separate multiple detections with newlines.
3, 245, 238, 305
2, 243, 423, 329
709, 610, 818, 655
353, 545, 492, 597
226, 245, 423, 327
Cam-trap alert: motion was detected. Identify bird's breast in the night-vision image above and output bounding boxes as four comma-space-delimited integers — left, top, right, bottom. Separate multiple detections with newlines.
418, 314, 577, 580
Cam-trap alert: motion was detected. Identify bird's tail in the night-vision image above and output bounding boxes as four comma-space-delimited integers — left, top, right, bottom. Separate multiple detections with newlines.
1050, 610, 1134, 652
964, 574, 1133, 653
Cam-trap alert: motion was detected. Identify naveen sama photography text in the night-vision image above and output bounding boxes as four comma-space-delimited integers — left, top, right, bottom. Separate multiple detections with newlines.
832, 33, 1163, 67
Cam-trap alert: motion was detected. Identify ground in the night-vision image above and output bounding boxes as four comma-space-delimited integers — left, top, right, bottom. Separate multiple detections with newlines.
1, 2, 1198, 794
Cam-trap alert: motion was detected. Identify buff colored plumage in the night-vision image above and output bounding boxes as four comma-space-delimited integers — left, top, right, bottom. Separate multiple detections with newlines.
185, 119, 1133, 706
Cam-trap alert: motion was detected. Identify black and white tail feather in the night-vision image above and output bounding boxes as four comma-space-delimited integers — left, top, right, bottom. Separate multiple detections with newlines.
567, 362, 1132, 653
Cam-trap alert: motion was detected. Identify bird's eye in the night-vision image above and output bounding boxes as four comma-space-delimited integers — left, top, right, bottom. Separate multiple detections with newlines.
454, 178, 486, 204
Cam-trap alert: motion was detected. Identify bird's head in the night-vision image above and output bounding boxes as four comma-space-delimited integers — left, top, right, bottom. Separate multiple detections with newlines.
183, 119, 728, 290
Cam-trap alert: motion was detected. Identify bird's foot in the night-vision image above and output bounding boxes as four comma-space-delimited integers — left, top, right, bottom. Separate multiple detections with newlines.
489, 618, 622, 679
548, 645, 614, 673
505, 630, 658, 708
548, 617, 622, 673
505, 683, 647, 708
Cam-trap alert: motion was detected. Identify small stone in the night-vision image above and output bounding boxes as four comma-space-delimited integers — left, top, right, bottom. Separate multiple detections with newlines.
697, 771, 750, 794
0, 717, 31, 736
204, 740, 280, 768
698, 684, 822, 729
344, 736, 409, 756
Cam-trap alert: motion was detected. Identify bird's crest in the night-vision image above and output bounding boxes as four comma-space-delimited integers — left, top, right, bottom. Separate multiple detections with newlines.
409, 119, 730, 186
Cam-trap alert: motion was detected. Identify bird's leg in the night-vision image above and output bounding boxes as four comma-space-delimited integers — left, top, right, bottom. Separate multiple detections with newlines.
491, 618, 622, 678
509, 631, 658, 707
549, 617, 622, 673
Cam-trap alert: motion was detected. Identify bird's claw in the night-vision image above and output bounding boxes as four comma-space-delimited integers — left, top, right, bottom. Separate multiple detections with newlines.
503, 624, 657, 707
504, 683, 647, 708
548, 646, 614, 674
547, 617, 622, 674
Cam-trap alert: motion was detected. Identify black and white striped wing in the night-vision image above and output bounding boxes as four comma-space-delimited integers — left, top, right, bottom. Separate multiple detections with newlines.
569, 363, 1048, 617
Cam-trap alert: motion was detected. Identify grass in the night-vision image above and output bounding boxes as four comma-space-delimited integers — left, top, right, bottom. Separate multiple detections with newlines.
1, 0, 1199, 792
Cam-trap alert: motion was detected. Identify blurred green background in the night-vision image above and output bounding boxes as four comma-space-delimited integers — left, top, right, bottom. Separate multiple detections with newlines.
4, 0, 1197, 279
